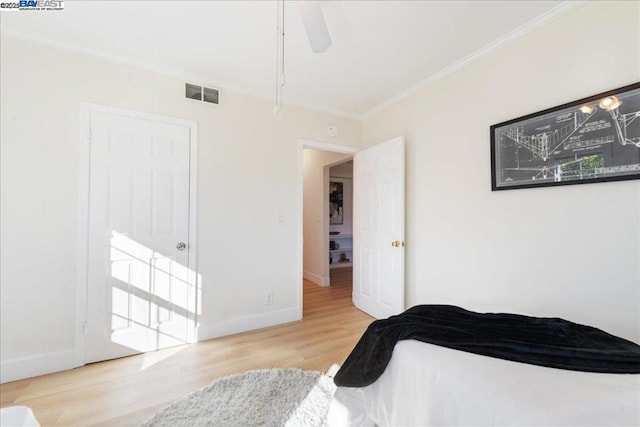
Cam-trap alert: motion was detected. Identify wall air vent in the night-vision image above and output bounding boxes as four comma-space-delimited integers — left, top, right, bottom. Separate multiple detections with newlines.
185, 83, 219, 105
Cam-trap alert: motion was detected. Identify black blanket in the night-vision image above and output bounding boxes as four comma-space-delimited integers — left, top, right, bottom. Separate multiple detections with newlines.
334, 305, 640, 387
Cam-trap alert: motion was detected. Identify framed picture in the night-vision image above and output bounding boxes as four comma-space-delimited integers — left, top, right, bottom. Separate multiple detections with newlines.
490, 82, 640, 191
329, 181, 343, 224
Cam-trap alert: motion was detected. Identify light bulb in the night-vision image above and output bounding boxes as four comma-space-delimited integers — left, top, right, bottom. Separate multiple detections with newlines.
598, 96, 622, 111
580, 105, 594, 114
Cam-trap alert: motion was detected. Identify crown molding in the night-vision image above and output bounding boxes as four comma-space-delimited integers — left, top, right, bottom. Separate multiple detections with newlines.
0, 25, 361, 121
1, 1, 586, 122
360, 1, 586, 120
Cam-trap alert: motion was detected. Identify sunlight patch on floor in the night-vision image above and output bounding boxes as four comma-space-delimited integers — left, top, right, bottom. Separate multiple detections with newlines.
139, 344, 189, 371
326, 363, 341, 377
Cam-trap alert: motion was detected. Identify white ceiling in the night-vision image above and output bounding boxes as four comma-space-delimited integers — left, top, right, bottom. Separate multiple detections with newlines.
1, 0, 576, 117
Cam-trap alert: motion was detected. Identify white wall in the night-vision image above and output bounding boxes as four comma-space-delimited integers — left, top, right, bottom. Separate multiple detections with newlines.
362, 1, 640, 342
0, 35, 362, 382
303, 150, 351, 286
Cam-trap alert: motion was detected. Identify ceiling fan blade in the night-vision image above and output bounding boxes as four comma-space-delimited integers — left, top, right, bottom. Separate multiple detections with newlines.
297, 1, 332, 53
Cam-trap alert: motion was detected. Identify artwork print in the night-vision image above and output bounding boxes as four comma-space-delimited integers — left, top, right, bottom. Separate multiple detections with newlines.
491, 83, 640, 190
329, 181, 343, 224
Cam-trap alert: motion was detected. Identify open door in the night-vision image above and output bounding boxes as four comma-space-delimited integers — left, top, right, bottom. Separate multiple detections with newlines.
353, 136, 405, 319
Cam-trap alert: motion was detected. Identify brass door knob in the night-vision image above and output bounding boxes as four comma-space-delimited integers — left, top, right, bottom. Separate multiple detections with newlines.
391, 240, 405, 248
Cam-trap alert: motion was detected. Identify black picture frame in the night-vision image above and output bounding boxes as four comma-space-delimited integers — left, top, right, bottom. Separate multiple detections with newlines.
329, 181, 343, 224
490, 82, 640, 191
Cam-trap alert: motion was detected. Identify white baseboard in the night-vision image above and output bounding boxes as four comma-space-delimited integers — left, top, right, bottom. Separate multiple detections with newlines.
197, 307, 300, 342
303, 270, 330, 287
1, 309, 301, 382
1, 349, 75, 384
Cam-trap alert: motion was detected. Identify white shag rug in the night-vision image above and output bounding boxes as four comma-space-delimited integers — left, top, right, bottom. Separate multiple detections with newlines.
141, 368, 337, 427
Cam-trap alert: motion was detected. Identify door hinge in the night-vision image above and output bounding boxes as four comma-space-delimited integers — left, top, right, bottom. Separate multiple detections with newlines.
87, 128, 93, 144
83, 321, 88, 336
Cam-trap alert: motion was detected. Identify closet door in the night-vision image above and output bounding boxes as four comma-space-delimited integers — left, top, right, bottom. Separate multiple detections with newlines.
84, 109, 195, 364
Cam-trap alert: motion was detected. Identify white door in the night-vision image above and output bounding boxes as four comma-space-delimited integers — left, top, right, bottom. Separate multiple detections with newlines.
84, 110, 195, 364
353, 136, 405, 319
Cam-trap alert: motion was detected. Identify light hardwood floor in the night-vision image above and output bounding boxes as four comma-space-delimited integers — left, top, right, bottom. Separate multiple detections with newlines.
0, 276, 371, 426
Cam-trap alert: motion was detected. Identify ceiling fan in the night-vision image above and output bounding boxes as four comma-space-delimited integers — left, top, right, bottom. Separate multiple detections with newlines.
297, 0, 332, 53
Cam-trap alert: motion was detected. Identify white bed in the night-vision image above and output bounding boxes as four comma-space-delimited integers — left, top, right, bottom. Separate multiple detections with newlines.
328, 340, 640, 426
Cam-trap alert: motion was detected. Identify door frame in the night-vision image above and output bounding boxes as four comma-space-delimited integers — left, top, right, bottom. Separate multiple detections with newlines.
74, 103, 198, 367
296, 139, 358, 319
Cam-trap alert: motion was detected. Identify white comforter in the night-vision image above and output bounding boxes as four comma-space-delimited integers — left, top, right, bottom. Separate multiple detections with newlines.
329, 340, 640, 426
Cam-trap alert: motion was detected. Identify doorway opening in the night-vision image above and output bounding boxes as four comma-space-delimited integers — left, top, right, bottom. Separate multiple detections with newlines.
297, 136, 406, 321
297, 140, 357, 319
